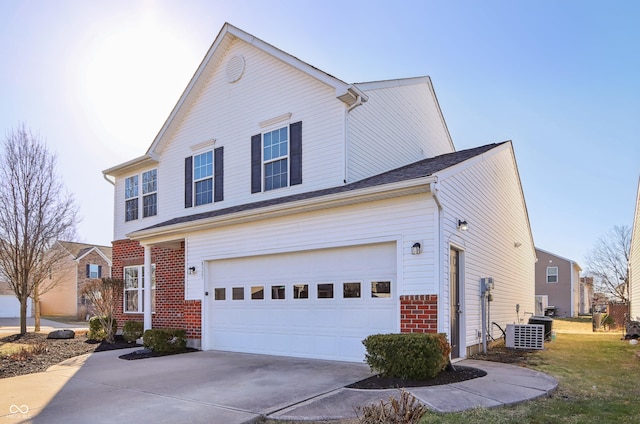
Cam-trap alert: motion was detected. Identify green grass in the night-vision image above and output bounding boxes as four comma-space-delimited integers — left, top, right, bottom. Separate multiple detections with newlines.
420, 332, 640, 424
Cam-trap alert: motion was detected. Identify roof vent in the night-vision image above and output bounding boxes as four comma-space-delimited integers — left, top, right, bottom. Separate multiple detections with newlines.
226, 55, 245, 83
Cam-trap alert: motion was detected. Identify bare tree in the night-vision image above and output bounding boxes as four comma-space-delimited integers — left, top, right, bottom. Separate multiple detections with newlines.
80, 278, 123, 343
585, 225, 631, 303
0, 124, 78, 334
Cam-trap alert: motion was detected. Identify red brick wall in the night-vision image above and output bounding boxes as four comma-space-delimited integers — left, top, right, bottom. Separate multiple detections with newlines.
111, 239, 202, 341
400, 294, 438, 333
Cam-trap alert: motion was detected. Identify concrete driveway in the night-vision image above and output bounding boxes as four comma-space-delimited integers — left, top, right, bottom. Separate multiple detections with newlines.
1, 348, 375, 423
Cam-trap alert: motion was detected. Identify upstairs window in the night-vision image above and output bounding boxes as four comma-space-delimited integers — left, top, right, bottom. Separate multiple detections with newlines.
185, 147, 223, 208
86, 264, 102, 279
125, 175, 138, 221
194, 151, 213, 206
142, 169, 157, 217
251, 121, 302, 194
263, 127, 288, 191
547, 266, 558, 283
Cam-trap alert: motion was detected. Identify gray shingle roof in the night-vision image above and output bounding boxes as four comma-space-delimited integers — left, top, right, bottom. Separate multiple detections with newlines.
142, 142, 505, 232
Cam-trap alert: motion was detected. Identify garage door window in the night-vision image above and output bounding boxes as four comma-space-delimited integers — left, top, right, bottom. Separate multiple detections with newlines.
251, 286, 264, 300
214, 288, 225, 300
232, 287, 244, 300
293, 284, 308, 299
271, 285, 286, 299
371, 281, 391, 298
317, 283, 334, 299
343, 282, 361, 298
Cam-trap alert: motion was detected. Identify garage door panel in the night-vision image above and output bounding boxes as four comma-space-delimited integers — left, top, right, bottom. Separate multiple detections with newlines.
208, 242, 397, 362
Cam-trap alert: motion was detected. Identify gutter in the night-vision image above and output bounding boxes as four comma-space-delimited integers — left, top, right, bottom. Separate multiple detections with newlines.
430, 180, 443, 333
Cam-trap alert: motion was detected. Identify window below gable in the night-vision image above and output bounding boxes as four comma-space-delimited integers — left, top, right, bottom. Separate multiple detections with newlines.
546, 266, 558, 283
251, 121, 302, 193
185, 146, 224, 208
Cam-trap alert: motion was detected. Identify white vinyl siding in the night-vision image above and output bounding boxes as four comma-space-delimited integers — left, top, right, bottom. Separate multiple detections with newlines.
184, 194, 437, 302
433, 144, 535, 355
113, 38, 345, 240
347, 78, 454, 183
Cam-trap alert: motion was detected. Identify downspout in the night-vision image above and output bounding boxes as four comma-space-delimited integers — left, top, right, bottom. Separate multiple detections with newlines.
343, 92, 364, 184
570, 262, 575, 317
430, 181, 443, 332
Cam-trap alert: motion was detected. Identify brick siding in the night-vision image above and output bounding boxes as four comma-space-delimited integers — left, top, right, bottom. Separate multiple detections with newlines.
112, 239, 202, 341
399, 294, 438, 333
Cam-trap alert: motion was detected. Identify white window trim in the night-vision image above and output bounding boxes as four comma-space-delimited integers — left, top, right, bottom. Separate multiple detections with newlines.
142, 169, 158, 218
193, 150, 214, 206
262, 125, 290, 191
123, 264, 156, 314
546, 266, 559, 283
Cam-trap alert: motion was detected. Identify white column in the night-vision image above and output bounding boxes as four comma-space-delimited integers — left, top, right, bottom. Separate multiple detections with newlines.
143, 244, 152, 331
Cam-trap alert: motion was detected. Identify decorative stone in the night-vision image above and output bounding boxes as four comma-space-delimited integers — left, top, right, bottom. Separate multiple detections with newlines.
47, 329, 75, 339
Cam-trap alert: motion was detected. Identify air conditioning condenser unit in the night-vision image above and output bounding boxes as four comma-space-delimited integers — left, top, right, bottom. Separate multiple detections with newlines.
505, 324, 544, 350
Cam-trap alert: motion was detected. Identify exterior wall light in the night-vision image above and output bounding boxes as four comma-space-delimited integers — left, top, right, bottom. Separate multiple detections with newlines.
457, 220, 469, 231
411, 242, 422, 255
188, 266, 197, 275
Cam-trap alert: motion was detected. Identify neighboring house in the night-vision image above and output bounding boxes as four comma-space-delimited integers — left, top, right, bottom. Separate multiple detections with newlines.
535, 248, 581, 318
39, 241, 112, 319
579, 276, 594, 315
103, 23, 536, 362
0, 280, 32, 318
630, 177, 640, 320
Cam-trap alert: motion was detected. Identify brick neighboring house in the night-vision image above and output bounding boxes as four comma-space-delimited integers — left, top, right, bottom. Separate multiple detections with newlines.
103, 23, 536, 362
535, 248, 581, 317
39, 241, 112, 319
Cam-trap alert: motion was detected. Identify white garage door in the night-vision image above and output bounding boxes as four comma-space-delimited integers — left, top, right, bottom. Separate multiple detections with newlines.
206, 242, 397, 362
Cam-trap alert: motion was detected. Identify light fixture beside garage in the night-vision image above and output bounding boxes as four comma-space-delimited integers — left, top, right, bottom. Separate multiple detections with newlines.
457, 219, 469, 231
188, 266, 197, 275
411, 242, 422, 255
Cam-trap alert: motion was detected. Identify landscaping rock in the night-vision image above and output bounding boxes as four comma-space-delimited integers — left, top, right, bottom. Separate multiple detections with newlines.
47, 329, 75, 339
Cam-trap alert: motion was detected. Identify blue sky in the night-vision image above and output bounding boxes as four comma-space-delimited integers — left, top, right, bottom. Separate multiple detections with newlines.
0, 0, 638, 269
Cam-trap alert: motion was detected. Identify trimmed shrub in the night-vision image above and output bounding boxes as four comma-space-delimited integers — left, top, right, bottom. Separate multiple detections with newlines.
362, 333, 451, 380
143, 329, 187, 354
123, 321, 144, 343
88, 316, 117, 341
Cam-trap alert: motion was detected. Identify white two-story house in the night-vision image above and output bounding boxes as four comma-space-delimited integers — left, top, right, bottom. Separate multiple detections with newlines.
103, 23, 536, 362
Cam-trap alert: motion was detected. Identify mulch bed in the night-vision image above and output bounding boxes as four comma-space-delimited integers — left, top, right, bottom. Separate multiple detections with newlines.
0, 332, 139, 379
347, 365, 486, 389
119, 347, 198, 360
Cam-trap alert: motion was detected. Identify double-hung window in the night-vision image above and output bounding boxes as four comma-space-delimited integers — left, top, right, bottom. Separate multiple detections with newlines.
251, 121, 301, 194
546, 267, 558, 283
125, 176, 138, 221
263, 127, 288, 191
194, 151, 213, 206
124, 264, 156, 313
142, 169, 157, 217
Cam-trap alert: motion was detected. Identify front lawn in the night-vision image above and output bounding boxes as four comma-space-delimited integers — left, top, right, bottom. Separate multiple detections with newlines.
419, 320, 640, 423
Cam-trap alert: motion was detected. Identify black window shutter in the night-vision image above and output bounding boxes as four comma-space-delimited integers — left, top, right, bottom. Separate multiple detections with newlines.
290, 121, 302, 186
86, 264, 90, 278
251, 134, 262, 193
214, 146, 224, 202
184, 156, 193, 208
98, 265, 102, 278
